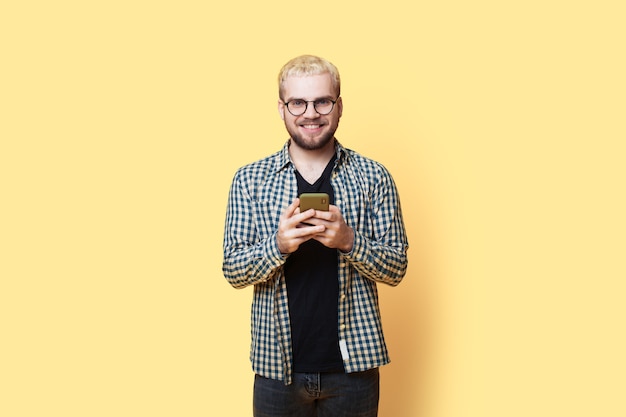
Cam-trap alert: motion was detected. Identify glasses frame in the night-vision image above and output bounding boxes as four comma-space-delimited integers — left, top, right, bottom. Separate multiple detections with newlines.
282, 97, 339, 116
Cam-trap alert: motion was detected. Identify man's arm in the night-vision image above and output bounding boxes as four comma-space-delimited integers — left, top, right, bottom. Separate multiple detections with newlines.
222, 175, 285, 289
303, 164, 408, 286
222, 176, 325, 289
341, 167, 409, 286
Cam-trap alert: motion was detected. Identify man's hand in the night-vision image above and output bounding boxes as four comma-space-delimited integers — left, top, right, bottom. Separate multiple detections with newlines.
302, 205, 355, 253
276, 198, 326, 254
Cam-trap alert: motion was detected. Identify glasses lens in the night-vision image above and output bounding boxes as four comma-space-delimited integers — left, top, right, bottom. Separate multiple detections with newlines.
287, 100, 306, 116
314, 99, 334, 115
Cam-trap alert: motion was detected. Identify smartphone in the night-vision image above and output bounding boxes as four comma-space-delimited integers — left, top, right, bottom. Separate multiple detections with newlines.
299, 193, 329, 212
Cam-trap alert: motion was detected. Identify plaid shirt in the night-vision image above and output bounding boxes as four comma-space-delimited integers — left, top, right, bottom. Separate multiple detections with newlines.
222, 140, 409, 384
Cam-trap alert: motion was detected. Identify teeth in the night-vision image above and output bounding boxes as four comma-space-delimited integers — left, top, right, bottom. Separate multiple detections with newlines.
303, 124, 321, 129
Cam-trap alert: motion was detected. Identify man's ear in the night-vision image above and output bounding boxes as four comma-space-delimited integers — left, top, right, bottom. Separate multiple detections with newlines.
337, 96, 343, 118
278, 100, 285, 120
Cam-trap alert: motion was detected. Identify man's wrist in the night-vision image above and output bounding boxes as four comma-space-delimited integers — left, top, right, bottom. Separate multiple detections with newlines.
339, 228, 355, 254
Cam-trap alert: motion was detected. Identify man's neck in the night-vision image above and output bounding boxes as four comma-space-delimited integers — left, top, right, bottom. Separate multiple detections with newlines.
289, 139, 336, 184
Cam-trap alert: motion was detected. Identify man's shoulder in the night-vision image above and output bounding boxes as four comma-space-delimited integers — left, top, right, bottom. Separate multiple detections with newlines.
232, 146, 287, 183
237, 150, 280, 171
341, 146, 390, 176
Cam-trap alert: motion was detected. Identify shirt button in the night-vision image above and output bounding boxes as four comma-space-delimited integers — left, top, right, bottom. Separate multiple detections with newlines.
340, 323, 346, 330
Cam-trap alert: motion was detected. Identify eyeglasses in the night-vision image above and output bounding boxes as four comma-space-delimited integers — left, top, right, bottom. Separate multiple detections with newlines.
283, 98, 338, 116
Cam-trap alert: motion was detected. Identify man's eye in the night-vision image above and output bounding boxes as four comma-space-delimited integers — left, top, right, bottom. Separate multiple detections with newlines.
315, 99, 331, 106
291, 100, 305, 107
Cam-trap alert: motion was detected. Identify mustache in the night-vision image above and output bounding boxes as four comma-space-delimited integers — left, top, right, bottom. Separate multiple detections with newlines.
297, 118, 325, 124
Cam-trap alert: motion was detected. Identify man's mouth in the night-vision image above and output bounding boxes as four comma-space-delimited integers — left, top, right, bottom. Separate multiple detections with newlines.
301, 124, 323, 129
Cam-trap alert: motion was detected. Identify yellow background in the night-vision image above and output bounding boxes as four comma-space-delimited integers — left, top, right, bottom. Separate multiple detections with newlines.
2, 1, 625, 416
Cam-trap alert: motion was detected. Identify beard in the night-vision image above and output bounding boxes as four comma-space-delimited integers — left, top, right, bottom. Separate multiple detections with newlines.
286, 122, 337, 151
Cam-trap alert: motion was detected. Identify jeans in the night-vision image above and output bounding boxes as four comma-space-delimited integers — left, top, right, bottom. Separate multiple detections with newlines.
253, 368, 379, 417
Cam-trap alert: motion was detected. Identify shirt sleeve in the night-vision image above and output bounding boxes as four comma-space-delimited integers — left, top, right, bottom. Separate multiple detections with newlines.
222, 172, 287, 289
340, 165, 409, 287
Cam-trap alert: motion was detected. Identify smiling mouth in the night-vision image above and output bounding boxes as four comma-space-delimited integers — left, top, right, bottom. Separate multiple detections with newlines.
301, 124, 323, 129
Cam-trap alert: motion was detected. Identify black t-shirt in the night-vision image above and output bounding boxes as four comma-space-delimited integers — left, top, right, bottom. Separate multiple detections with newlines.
284, 155, 344, 373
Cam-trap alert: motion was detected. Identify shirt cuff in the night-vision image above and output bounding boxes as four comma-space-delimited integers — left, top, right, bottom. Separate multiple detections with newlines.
266, 232, 289, 265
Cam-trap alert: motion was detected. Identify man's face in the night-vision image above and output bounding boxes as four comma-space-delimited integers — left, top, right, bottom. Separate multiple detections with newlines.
278, 73, 342, 151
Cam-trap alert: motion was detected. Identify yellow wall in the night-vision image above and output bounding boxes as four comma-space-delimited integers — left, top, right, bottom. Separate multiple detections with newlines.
2, 1, 625, 416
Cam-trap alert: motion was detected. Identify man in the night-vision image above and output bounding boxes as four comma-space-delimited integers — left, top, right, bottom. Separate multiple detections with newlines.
222, 55, 409, 417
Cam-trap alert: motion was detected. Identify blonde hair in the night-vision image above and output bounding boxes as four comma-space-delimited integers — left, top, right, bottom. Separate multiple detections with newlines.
278, 55, 341, 100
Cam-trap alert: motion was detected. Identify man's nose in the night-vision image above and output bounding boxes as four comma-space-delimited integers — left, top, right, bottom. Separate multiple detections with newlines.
303, 101, 320, 118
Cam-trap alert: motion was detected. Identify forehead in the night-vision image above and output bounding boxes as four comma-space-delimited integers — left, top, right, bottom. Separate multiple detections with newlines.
282, 73, 335, 100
